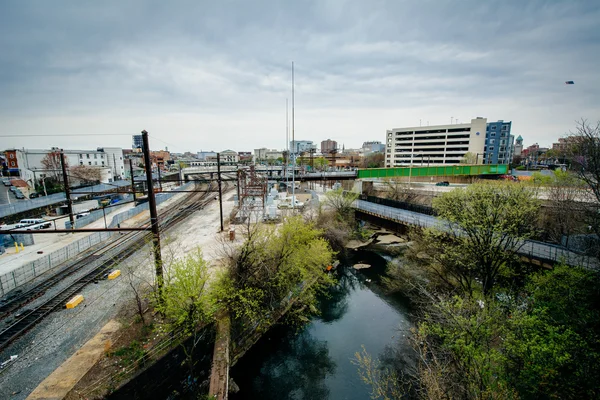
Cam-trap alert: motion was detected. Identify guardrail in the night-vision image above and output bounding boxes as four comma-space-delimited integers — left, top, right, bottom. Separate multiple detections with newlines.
353, 200, 598, 269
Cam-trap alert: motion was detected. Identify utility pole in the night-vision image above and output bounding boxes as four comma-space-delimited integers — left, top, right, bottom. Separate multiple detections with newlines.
129, 161, 136, 203
141, 130, 163, 294
60, 151, 75, 229
157, 166, 163, 192
291, 61, 295, 209
217, 153, 224, 231
113, 154, 118, 181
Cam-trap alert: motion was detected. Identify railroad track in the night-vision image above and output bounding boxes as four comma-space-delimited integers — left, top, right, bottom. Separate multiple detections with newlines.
0, 181, 225, 351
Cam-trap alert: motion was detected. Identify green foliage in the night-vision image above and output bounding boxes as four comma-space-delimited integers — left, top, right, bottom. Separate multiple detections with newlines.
215, 216, 335, 330
155, 249, 214, 333
352, 345, 406, 400
424, 181, 540, 295
414, 265, 600, 399
110, 340, 146, 367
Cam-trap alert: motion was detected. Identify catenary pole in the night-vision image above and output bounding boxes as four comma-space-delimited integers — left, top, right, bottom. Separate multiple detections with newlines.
60, 151, 75, 229
141, 130, 163, 294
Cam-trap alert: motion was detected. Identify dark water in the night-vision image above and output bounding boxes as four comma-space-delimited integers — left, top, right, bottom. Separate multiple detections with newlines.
230, 250, 414, 400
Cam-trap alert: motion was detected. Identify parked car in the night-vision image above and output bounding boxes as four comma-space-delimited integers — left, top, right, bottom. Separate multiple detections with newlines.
29, 192, 41, 199
14, 191, 25, 199
18, 219, 52, 229
435, 181, 450, 186
2, 179, 11, 186
9, 186, 18, 192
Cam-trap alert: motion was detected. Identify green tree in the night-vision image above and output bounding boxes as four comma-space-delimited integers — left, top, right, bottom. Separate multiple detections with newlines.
460, 152, 478, 164
216, 216, 335, 329
418, 182, 540, 295
157, 248, 214, 332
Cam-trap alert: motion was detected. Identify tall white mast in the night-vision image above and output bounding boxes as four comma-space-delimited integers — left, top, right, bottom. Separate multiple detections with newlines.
291, 61, 295, 208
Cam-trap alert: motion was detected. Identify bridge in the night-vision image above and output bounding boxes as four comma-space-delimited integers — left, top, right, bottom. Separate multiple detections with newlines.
354, 199, 598, 269
181, 165, 357, 181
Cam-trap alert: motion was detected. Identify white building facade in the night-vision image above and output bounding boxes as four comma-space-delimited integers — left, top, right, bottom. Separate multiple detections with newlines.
11, 147, 125, 187
385, 118, 488, 167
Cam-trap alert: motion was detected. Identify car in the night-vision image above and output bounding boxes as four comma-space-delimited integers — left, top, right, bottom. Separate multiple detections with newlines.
9, 186, 18, 192
14, 192, 25, 199
29, 192, 41, 199
2, 179, 11, 186
435, 181, 450, 186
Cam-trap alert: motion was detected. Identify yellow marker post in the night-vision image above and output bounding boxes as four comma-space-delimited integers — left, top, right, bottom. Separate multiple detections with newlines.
66, 294, 84, 309
14, 242, 19, 253
108, 270, 121, 280
20, 243, 24, 251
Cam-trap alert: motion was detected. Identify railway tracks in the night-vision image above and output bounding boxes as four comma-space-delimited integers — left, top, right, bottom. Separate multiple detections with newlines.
0, 181, 222, 352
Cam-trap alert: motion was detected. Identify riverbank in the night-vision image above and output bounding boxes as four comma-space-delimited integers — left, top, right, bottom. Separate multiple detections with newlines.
229, 248, 415, 399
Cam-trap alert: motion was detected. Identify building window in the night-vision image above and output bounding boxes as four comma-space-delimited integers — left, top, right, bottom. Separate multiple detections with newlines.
9, 154, 14, 159
94, 154, 97, 159
102, 161, 105, 166
11, 161, 15, 166
80, 161, 83, 165
491, 126, 496, 130
489, 146, 494, 151
490, 132, 496, 137
490, 139, 495, 144
94, 161, 98, 165
86, 154, 90, 159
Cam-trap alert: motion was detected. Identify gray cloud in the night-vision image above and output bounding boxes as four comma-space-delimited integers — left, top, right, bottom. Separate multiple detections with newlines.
0, 0, 599, 152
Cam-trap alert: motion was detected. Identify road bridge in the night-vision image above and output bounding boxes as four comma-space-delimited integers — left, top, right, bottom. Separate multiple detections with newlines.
354, 199, 598, 269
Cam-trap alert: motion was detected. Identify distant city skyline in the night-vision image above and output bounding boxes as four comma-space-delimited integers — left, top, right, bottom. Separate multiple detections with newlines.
1, 1, 598, 153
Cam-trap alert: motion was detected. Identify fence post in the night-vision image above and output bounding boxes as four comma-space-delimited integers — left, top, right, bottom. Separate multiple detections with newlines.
12, 271, 17, 288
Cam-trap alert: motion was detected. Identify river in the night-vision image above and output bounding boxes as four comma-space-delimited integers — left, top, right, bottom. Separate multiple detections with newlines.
230, 248, 415, 400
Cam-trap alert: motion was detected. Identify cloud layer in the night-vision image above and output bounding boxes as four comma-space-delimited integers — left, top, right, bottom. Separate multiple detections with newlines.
1, 0, 599, 152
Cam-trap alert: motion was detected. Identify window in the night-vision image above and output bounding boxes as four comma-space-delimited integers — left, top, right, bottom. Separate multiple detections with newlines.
102, 161, 105, 166
94, 161, 98, 165
11, 161, 15, 166
80, 161, 83, 165
491, 126, 496, 130
9, 154, 14, 159
79, 154, 83, 159
489, 146, 494, 151
86, 154, 90, 159
490, 139, 495, 144
88, 161, 92, 165
94, 154, 97, 159
490, 132, 496, 137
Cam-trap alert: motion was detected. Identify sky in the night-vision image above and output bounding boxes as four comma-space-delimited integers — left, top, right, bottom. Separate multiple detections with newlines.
0, 0, 599, 153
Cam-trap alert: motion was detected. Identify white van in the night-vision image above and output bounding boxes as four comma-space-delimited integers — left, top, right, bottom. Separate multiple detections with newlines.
18, 219, 52, 229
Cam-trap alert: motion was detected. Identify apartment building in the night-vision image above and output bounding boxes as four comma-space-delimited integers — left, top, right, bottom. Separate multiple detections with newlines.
4, 147, 125, 185
484, 121, 514, 164
385, 118, 488, 167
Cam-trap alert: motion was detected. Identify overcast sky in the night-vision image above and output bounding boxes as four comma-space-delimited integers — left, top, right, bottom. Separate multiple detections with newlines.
1, 0, 598, 153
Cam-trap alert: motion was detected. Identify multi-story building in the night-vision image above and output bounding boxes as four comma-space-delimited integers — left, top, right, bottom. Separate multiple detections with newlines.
514, 135, 523, 157
385, 118, 488, 167
197, 151, 217, 161
362, 141, 385, 154
321, 139, 337, 154
219, 150, 239, 164
149, 150, 171, 170
4, 147, 125, 186
132, 135, 143, 151
254, 148, 284, 161
290, 140, 315, 154
484, 121, 514, 164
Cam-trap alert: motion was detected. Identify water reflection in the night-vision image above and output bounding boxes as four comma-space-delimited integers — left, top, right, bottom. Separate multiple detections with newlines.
233, 327, 336, 399
231, 249, 414, 400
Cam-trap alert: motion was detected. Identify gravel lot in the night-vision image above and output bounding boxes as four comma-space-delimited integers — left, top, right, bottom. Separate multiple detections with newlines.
0, 190, 233, 399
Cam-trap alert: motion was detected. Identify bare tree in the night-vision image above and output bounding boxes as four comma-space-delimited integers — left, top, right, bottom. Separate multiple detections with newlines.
383, 178, 418, 203
41, 150, 65, 179
69, 165, 103, 185
569, 119, 600, 239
